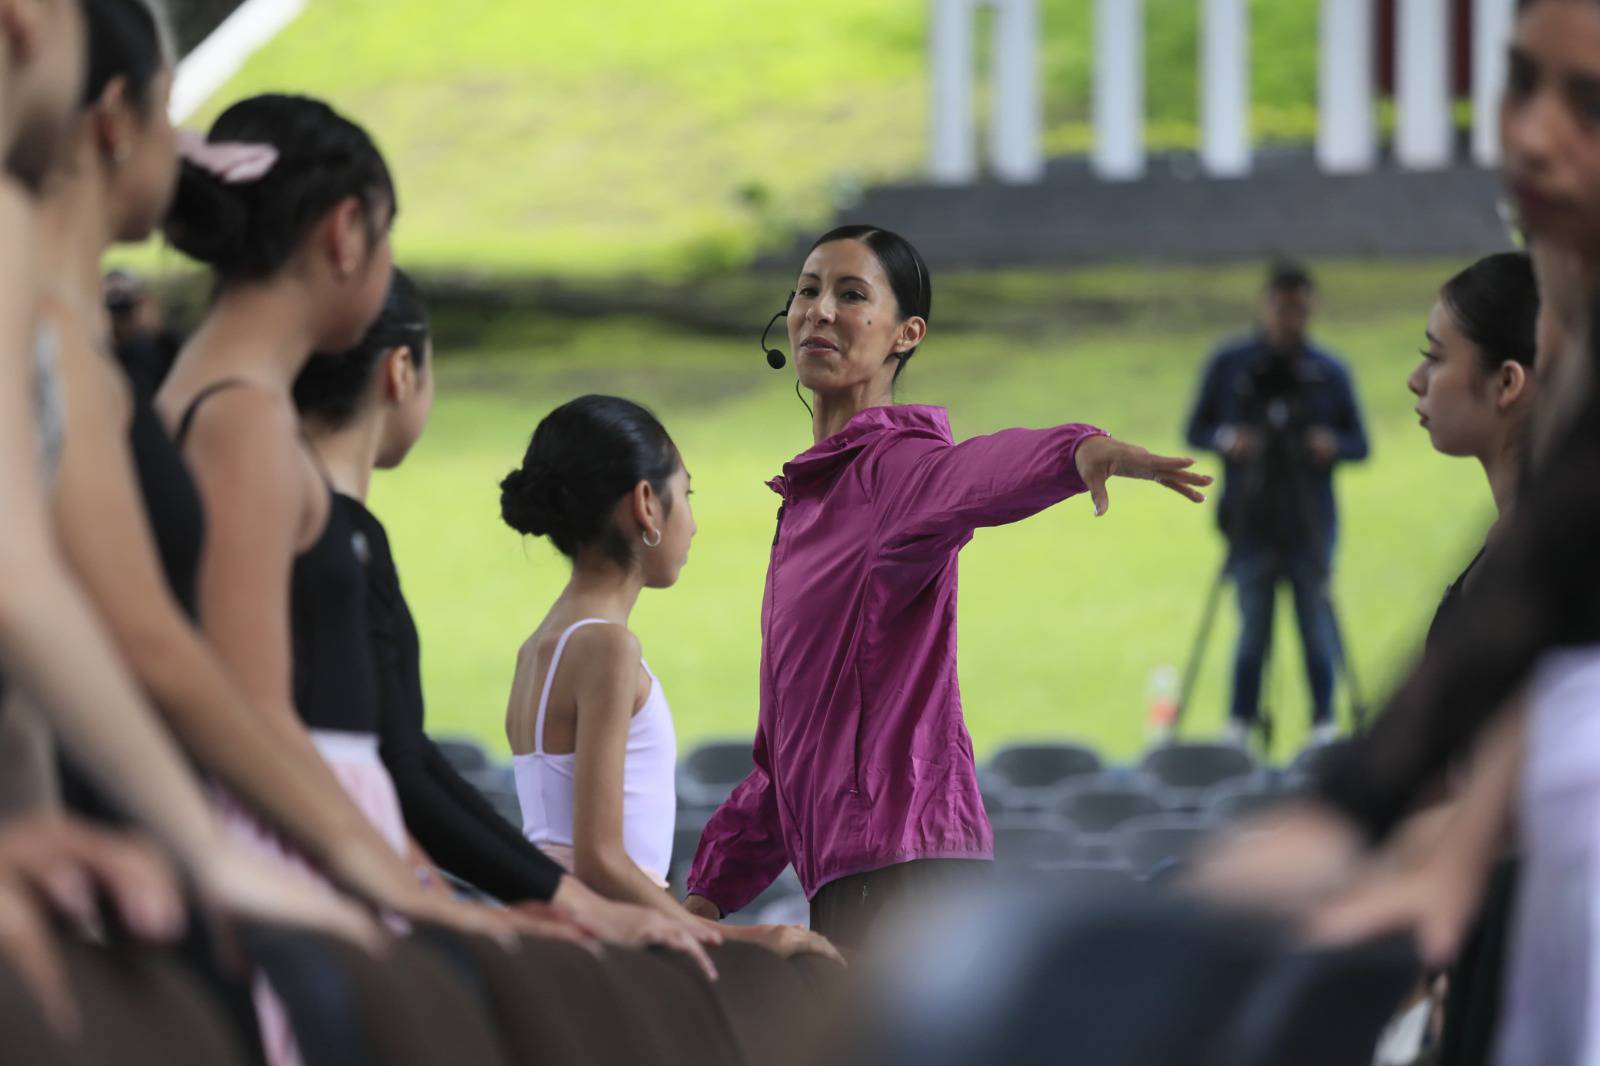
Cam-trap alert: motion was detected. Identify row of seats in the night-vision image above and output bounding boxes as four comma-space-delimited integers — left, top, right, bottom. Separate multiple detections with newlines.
436, 734, 1347, 820
433, 736, 1348, 922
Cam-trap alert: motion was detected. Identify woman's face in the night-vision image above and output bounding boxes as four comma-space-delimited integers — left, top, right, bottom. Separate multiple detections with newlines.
109, 68, 179, 242
641, 465, 696, 590
1408, 298, 1529, 457
1501, 0, 1600, 253
787, 239, 921, 398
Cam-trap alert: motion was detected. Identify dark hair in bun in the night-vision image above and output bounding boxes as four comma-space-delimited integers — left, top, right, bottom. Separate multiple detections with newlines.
500, 395, 681, 569
164, 93, 394, 283
293, 267, 429, 426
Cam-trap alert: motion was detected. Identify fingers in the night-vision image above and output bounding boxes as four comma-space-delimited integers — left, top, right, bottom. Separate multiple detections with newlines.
72, 833, 185, 942
1157, 476, 1208, 504
1088, 478, 1109, 517
414, 896, 519, 952
0, 878, 77, 1038
668, 929, 719, 982
803, 931, 846, 966
687, 918, 723, 946
0, 819, 183, 943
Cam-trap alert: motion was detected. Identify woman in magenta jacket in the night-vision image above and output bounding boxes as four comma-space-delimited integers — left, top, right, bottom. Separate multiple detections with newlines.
684, 226, 1212, 947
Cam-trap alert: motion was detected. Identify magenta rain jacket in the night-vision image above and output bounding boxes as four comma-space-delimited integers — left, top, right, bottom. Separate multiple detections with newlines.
686, 405, 1107, 912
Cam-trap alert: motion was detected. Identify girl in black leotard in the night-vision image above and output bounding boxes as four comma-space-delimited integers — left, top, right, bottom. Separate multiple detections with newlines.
154, 95, 533, 963
292, 268, 721, 967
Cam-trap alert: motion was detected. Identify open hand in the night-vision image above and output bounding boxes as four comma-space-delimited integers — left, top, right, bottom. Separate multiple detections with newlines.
1073, 435, 1213, 516
723, 922, 846, 965
0, 816, 189, 1036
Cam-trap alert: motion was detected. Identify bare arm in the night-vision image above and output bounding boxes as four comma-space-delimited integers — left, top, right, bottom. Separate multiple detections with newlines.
570, 629, 842, 963
570, 626, 699, 920
45, 309, 431, 903
0, 186, 371, 943
174, 385, 517, 941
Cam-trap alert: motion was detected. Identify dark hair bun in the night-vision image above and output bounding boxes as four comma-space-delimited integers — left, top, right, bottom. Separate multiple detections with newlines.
500, 395, 681, 568
164, 160, 252, 269
163, 94, 393, 283
498, 462, 564, 539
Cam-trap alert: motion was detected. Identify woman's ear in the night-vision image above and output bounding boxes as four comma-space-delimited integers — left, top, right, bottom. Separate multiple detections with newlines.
894, 316, 927, 355
323, 195, 367, 277
382, 345, 415, 403
1496, 360, 1530, 410
92, 78, 133, 166
631, 479, 660, 538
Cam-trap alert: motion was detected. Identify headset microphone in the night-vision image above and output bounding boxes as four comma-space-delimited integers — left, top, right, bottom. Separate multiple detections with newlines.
760, 292, 795, 370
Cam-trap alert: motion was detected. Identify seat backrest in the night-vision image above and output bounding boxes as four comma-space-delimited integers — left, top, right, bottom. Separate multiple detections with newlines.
683, 740, 755, 784
1116, 815, 1218, 878
677, 739, 755, 808
1030, 859, 1142, 896
1203, 778, 1285, 822
992, 820, 1079, 867
433, 735, 490, 774
1218, 935, 1420, 1066
1140, 743, 1255, 790
986, 743, 1103, 789
1056, 784, 1166, 834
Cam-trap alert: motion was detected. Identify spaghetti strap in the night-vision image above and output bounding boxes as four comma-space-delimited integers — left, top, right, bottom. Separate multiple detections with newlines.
174, 378, 249, 447
532, 619, 612, 756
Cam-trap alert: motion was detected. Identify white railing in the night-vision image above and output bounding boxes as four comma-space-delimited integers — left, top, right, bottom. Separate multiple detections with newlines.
928, 0, 1517, 185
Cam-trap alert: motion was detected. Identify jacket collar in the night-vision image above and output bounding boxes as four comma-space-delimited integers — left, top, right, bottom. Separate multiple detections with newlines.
768, 404, 953, 498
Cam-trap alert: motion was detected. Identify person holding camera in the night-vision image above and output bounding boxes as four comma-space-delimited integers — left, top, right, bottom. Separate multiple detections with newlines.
1185, 261, 1369, 746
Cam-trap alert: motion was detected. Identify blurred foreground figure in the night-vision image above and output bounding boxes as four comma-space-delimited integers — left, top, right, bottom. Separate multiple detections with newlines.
845, 880, 1416, 1066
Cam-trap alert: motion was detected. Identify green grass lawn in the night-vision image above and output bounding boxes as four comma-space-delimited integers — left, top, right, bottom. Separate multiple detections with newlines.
170, 0, 1330, 277
373, 258, 1495, 766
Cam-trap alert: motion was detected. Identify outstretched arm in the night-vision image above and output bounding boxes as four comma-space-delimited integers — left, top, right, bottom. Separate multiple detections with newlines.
876, 423, 1209, 562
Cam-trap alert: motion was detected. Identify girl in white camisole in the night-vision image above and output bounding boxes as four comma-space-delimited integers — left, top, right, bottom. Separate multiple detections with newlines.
499, 396, 839, 961
514, 617, 677, 886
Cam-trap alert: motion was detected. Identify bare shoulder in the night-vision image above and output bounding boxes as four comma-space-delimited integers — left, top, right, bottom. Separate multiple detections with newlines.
173, 384, 302, 476
565, 622, 642, 670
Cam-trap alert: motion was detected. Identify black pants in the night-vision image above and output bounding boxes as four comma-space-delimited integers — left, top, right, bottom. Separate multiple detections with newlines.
809, 859, 990, 953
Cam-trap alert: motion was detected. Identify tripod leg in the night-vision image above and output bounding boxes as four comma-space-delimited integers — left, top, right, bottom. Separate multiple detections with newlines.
1173, 558, 1233, 737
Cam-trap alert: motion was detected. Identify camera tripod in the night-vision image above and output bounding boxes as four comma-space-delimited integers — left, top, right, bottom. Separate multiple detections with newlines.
1169, 435, 1369, 753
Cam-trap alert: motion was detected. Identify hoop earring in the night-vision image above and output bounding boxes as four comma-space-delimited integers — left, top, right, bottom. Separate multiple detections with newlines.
642, 529, 662, 549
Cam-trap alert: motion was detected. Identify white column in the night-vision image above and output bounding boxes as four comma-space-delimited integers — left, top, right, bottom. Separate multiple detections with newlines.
929, 0, 977, 184
1094, 0, 1145, 180
1395, 0, 1454, 170
1200, 0, 1251, 177
1317, 0, 1377, 174
990, 0, 1044, 183
169, 0, 309, 123
1472, 0, 1515, 166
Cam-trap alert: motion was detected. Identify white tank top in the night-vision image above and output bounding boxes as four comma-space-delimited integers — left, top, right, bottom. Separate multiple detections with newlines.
512, 619, 677, 886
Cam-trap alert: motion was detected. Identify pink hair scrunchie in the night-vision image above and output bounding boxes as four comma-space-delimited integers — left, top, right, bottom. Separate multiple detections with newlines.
176, 128, 280, 185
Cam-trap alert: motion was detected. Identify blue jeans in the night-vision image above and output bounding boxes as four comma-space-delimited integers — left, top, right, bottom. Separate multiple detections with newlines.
1229, 543, 1337, 727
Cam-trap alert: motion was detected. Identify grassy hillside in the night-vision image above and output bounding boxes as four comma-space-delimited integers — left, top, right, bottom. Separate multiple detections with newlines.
179, 0, 1327, 277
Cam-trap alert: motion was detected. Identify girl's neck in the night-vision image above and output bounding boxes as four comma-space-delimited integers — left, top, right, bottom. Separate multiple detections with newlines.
38, 141, 115, 329
555, 559, 645, 627
1478, 430, 1522, 539
176, 276, 324, 392
304, 415, 382, 503
811, 378, 894, 444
